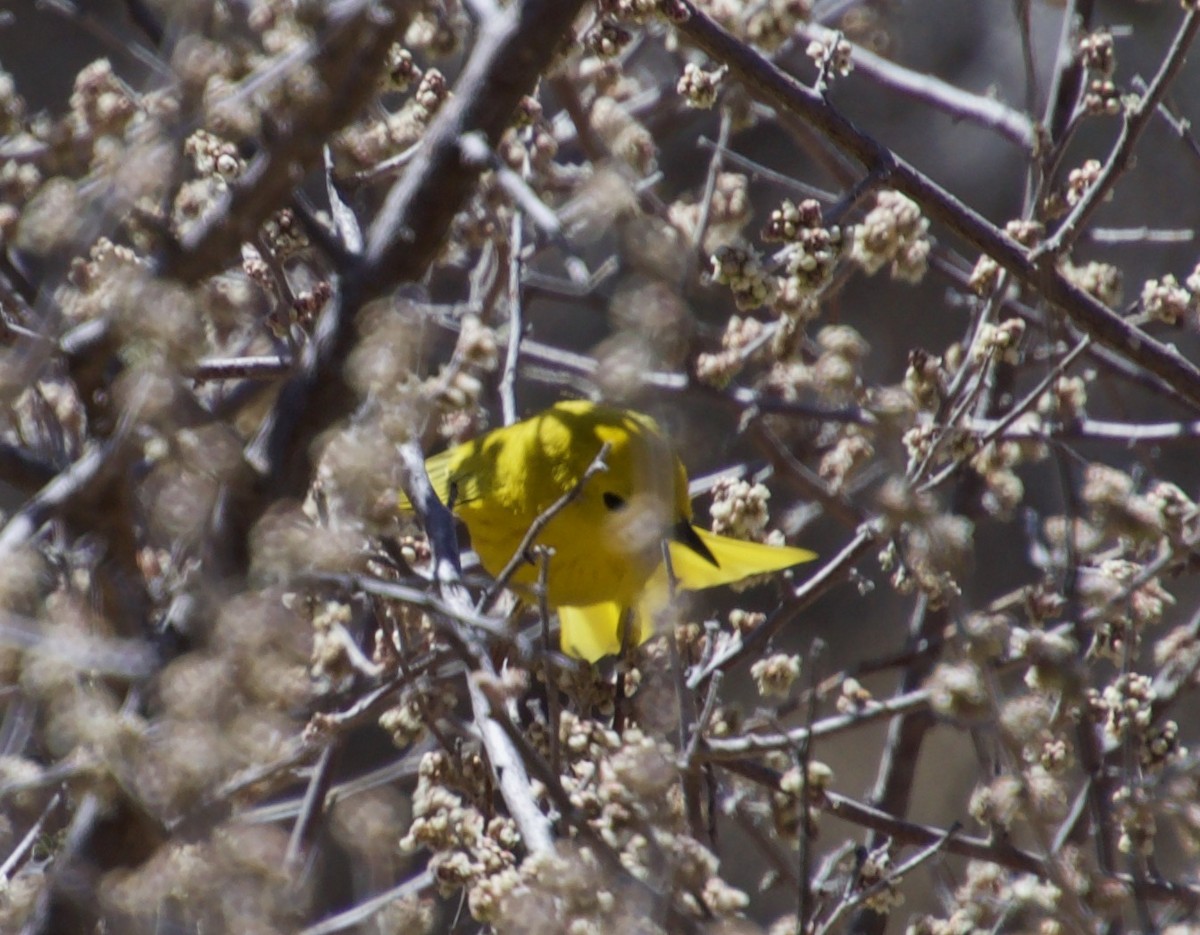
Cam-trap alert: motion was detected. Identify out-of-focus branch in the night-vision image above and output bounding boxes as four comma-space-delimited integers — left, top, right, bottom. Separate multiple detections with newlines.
0, 443, 57, 496
850, 598, 942, 935
237, 0, 589, 534
1041, 0, 1095, 142
965, 415, 1200, 443
0, 442, 120, 556
161, 0, 412, 284
297, 871, 436, 935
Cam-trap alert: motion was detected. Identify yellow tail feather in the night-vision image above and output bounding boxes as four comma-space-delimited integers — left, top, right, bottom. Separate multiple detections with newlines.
667, 527, 816, 591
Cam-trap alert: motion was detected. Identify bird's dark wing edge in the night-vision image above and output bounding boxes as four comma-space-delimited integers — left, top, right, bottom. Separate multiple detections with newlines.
672, 521, 720, 567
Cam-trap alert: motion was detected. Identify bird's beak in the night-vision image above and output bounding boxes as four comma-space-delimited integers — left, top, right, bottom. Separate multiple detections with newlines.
672, 520, 720, 567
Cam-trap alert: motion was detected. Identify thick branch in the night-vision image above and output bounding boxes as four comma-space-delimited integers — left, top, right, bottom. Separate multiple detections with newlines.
161, 0, 411, 284
238, 0, 588, 533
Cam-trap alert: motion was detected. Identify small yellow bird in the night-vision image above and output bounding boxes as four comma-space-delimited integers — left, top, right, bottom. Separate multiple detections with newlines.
403, 399, 815, 661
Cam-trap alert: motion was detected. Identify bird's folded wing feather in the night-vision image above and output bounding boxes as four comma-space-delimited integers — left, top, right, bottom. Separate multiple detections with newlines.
398, 446, 485, 511
666, 527, 816, 590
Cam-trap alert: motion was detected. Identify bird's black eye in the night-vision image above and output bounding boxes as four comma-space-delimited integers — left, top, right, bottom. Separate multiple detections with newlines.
603, 492, 627, 511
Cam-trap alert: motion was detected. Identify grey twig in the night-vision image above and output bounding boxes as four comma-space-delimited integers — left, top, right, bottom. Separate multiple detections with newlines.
688, 524, 882, 686
817, 822, 958, 935
823, 790, 1200, 905
1035, 8, 1200, 258
0, 791, 61, 881
0, 442, 119, 556
298, 871, 436, 935
796, 24, 1037, 152
700, 689, 930, 759
192, 354, 294, 382
500, 205, 525, 427
284, 743, 338, 874
478, 443, 611, 613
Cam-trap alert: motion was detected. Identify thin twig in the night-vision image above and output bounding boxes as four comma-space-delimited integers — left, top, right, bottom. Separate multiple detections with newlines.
1035, 8, 1200, 258
478, 443, 611, 613
797, 639, 824, 933
534, 547, 561, 777
686, 108, 731, 284
397, 442, 555, 854
822, 790, 1200, 905
459, 132, 566, 244
795, 24, 1036, 152
311, 573, 508, 638
917, 337, 1093, 494
0, 442, 118, 556
0, 791, 61, 881
298, 871, 436, 935
192, 354, 294, 382
19, 791, 102, 935
237, 750, 428, 826
500, 207, 524, 427
696, 136, 836, 200
698, 689, 929, 756
284, 743, 339, 874
964, 415, 1200, 443
815, 821, 959, 935
474, 676, 702, 933
688, 524, 881, 685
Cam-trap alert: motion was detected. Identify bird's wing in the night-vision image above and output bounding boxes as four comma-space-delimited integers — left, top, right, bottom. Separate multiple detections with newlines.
397, 444, 487, 512
558, 602, 639, 663
665, 526, 816, 591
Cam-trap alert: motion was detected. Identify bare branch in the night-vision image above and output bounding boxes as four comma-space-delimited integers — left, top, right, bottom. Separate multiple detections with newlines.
673, 1, 1200, 408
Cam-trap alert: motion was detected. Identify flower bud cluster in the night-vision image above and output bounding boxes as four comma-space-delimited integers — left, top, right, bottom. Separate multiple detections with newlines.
677, 62, 726, 108
1058, 258, 1123, 307
910, 862, 1063, 934
772, 760, 834, 838
1140, 273, 1194, 324
751, 653, 802, 698
399, 751, 523, 921
711, 244, 775, 309
769, 199, 844, 317
1080, 29, 1115, 75
806, 29, 854, 81
877, 479, 972, 607
709, 477, 773, 541
850, 191, 931, 284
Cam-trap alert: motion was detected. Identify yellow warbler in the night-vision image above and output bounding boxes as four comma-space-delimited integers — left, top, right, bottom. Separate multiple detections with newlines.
402, 400, 815, 661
